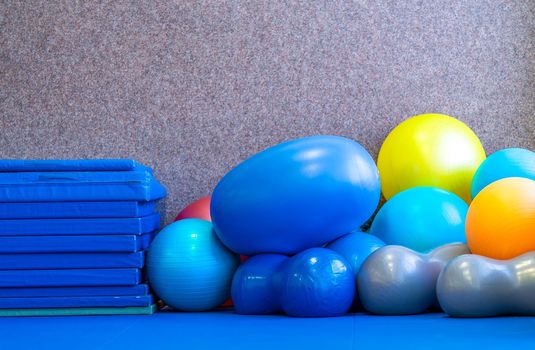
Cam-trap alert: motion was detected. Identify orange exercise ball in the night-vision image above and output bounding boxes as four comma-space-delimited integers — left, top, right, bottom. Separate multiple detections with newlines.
466, 177, 535, 259
175, 196, 212, 222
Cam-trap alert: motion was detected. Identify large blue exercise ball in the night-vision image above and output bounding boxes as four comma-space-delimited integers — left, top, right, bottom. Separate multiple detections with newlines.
231, 254, 288, 315
370, 187, 468, 252
147, 219, 240, 311
211, 136, 381, 255
274, 248, 355, 317
471, 148, 535, 198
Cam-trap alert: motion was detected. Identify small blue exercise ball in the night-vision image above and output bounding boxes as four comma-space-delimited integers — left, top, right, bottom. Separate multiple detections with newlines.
370, 187, 468, 252
471, 148, 535, 198
147, 218, 240, 311
275, 248, 355, 317
211, 136, 381, 255
231, 254, 288, 315
327, 231, 385, 277
327, 231, 385, 309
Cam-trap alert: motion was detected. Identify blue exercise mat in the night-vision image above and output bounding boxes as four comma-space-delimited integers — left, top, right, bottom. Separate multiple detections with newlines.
0, 284, 150, 298
0, 179, 166, 202
0, 233, 155, 253
0, 169, 153, 184
0, 201, 157, 219
0, 312, 534, 350
0, 159, 139, 172
0, 252, 145, 270
0, 268, 141, 287
0, 304, 156, 316
0, 295, 154, 308
0, 214, 160, 235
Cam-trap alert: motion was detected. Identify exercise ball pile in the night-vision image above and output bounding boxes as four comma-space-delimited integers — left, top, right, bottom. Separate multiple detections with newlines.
147, 113, 535, 318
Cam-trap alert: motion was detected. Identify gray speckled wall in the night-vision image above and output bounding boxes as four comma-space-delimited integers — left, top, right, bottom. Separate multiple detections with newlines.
1, 1, 534, 223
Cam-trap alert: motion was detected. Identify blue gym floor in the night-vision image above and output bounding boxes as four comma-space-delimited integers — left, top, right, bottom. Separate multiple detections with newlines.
1, 311, 534, 350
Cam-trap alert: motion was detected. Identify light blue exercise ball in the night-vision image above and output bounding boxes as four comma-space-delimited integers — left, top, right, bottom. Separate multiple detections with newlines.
370, 187, 468, 252
147, 218, 240, 311
471, 148, 535, 198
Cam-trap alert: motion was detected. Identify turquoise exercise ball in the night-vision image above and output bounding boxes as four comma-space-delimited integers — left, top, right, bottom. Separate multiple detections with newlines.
370, 187, 468, 252
471, 148, 535, 198
147, 219, 240, 311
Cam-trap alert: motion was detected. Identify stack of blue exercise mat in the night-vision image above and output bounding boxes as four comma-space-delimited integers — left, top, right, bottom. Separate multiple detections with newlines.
0, 159, 166, 316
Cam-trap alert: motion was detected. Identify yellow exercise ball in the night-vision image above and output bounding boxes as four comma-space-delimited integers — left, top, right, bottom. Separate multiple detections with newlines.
377, 114, 486, 203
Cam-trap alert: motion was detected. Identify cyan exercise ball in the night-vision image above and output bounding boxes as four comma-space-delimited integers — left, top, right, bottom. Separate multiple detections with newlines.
147, 219, 240, 311
471, 148, 535, 198
211, 136, 381, 255
370, 187, 468, 252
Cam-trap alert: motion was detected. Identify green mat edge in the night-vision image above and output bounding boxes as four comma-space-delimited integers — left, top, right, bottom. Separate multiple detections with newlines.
0, 304, 156, 317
